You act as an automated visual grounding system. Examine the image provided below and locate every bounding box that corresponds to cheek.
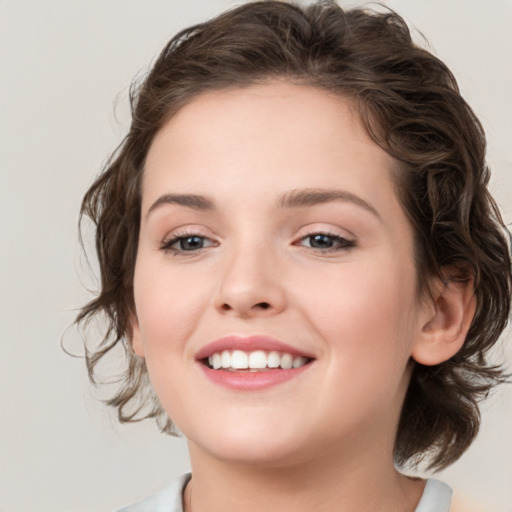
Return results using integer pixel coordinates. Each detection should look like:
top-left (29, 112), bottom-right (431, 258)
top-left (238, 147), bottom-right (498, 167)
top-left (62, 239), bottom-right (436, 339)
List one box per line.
top-left (299, 256), bottom-right (418, 367)
top-left (297, 258), bottom-right (419, 429)
top-left (133, 261), bottom-right (209, 356)
top-left (132, 263), bottom-right (207, 424)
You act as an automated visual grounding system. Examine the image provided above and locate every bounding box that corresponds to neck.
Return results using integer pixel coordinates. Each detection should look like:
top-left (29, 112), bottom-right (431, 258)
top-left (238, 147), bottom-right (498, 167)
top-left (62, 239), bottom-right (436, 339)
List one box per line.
top-left (184, 436), bottom-right (424, 512)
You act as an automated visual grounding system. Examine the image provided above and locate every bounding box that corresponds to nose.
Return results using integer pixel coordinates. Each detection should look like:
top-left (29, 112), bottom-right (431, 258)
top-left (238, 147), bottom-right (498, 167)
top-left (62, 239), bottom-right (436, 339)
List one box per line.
top-left (214, 243), bottom-right (286, 318)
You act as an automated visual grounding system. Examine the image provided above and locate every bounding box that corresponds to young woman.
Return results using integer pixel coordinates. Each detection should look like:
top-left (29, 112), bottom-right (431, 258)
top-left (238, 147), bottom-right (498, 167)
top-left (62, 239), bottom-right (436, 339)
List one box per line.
top-left (77, 2), bottom-right (512, 510)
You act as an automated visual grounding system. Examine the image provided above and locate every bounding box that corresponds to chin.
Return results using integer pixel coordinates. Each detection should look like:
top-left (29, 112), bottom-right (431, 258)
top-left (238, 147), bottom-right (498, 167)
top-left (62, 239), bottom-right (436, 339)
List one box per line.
top-left (206, 442), bottom-right (309, 468)
top-left (186, 419), bottom-right (312, 468)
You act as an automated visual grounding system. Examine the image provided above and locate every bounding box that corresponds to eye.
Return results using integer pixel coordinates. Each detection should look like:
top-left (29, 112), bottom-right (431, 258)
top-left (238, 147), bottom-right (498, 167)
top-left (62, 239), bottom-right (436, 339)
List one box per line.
top-left (160, 233), bottom-right (217, 253)
top-left (298, 232), bottom-right (355, 252)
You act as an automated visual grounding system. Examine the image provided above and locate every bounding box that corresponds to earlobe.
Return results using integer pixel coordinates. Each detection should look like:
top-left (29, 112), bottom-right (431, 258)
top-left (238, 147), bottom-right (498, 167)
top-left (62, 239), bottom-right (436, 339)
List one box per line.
top-left (412, 273), bottom-right (476, 366)
top-left (130, 313), bottom-right (145, 358)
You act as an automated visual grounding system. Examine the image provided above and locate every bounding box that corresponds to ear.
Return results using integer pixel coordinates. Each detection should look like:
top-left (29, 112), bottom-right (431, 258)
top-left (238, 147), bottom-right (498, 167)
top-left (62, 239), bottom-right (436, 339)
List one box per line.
top-left (130, 312), bottom-right (145, 358)
top-left (412, 271), bottom-right (476, 366)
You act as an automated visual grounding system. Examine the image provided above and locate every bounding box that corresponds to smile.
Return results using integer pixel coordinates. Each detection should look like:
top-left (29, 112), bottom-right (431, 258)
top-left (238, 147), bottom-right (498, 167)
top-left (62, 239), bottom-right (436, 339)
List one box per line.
top-left (206, 350), bottom-right (310, 371)
top-left (196, 335), bottom-right (315, 390)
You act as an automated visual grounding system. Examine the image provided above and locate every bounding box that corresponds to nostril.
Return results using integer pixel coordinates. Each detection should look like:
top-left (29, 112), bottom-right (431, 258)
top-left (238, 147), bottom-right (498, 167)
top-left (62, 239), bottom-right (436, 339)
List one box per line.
top-left (254, 302), bottom-right (271, 310)
top-left (218, 301), bottom-right (273, 313)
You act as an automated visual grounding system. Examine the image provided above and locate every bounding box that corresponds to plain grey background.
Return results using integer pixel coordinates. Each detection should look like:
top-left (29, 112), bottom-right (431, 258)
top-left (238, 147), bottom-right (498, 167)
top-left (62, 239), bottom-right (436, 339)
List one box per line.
top-left (1, 0), bottom-right (511, 510)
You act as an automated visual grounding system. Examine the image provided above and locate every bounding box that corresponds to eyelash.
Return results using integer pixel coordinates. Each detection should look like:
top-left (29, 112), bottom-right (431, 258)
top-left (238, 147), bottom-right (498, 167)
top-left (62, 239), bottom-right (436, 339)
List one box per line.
top-left (159, 231), bottom-right (217, 254)
top-left (298, 232), bottom-right (356, 253)
top-left (159, 231), bottom-right (356, 255)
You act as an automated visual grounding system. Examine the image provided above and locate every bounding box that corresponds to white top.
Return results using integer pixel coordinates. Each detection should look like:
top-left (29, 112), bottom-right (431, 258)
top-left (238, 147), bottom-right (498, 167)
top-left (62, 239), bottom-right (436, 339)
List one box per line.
top-left (115, 474), bottom-right (452, 512)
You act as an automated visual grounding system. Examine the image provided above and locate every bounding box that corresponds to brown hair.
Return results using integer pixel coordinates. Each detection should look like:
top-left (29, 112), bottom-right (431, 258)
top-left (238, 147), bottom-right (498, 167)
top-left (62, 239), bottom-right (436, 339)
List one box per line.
top-left (77, 0), bottom-right (512, 471)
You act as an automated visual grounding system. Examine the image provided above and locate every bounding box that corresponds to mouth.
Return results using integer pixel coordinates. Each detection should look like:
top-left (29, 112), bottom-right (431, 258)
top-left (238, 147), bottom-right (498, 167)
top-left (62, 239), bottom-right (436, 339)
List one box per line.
top-left (202, 349), bottom-right (313, 372)
top-left (195, 335), bottom-right (315, 390)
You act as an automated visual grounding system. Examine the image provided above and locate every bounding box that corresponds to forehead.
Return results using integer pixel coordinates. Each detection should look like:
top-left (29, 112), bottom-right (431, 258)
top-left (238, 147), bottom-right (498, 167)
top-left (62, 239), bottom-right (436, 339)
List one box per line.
top-left (142, 82), bottom-right (401, 221)
top-left (146, 82), bottom-right (378, 170)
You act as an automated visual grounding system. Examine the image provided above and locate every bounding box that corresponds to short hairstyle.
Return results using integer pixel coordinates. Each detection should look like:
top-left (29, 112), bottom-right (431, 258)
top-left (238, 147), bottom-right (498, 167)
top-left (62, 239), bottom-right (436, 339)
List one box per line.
top-left (77, 0), bottom-right (512, 471)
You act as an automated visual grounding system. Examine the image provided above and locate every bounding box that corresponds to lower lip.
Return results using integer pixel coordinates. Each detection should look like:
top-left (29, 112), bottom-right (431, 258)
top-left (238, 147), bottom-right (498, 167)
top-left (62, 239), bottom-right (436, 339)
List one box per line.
top-left (198, 363), bottom-right (311, 391)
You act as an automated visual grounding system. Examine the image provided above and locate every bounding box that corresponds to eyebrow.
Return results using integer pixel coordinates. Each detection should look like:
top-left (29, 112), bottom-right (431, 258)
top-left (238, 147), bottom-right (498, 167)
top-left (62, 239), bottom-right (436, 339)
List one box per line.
top-left (146, 193), bottom-right (214, 219)
top-left (277, 188), bottom-right (381, 219)
top-left (146, 188), bottom-right (380, 220)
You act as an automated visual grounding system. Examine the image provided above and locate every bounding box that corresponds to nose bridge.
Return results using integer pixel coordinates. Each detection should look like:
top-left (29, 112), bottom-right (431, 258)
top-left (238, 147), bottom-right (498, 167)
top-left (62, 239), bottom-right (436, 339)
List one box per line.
top-left (215, 231), bottom-right (285, 316)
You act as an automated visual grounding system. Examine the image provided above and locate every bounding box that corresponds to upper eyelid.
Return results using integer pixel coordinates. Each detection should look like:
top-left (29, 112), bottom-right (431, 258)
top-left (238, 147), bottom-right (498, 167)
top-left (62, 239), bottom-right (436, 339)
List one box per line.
top-left (159, 233), bottom-right (218, 254)
top-left (162, 231), bottom-right (214, 243)
top-left (158, 226), bottom-right (356, 247)
top-left (162, 229), bottom-right (352, 240)
top-left (161, 225), bottom-right (215, 242)
top-left (298, 229), bottom-right (351, 238)
top-left (161, 228), bottom-right (355, 240)
top-left (160, 233), bottom-right (354, 255)
top-left (294, 226), bottom-right (356, 242)
top-left (296, 232), bottom-right (355, 245)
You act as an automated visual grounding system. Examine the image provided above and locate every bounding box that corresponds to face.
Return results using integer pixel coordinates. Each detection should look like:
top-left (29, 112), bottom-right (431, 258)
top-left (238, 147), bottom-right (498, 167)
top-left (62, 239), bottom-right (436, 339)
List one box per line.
top-left (132, 82), bottom-right (431, 468)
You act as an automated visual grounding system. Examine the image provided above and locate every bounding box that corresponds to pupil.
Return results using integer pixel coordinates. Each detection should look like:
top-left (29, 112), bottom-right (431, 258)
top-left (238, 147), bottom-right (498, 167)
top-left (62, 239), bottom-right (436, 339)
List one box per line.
top-left (310, 234), bottom-right (332, 248)
top-left (181, 236), bottom-right (203, 250)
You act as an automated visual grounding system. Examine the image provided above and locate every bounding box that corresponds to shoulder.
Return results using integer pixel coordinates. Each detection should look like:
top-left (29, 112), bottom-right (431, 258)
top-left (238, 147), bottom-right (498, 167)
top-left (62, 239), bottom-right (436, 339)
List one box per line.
top-left (114, 473), bottom-right (191, 512)
top-left (415, 479), bottom-right (452, 512)
top-left (417, 479), bottom-right (488, 512)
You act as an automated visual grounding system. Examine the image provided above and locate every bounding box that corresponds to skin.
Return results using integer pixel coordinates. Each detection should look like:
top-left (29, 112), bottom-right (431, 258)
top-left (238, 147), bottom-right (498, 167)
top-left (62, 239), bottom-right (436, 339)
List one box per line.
top-left (131, 82), bottom-right (473, 511)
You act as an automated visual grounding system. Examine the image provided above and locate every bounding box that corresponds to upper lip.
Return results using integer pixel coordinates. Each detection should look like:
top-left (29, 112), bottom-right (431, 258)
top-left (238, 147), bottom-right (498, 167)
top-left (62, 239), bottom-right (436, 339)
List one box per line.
top-left (195, 335), bottom-right (315, 361)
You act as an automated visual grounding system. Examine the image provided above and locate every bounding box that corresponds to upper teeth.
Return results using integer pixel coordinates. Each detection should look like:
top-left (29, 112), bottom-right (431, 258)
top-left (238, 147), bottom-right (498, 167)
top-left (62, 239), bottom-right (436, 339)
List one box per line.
top-left (207, 350), bottom-right (308, 370)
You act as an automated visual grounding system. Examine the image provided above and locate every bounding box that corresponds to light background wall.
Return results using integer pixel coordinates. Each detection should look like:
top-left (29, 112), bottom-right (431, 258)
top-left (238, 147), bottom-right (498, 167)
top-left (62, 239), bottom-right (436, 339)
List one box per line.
top-left (0, 0), bottom-right (510, 510)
